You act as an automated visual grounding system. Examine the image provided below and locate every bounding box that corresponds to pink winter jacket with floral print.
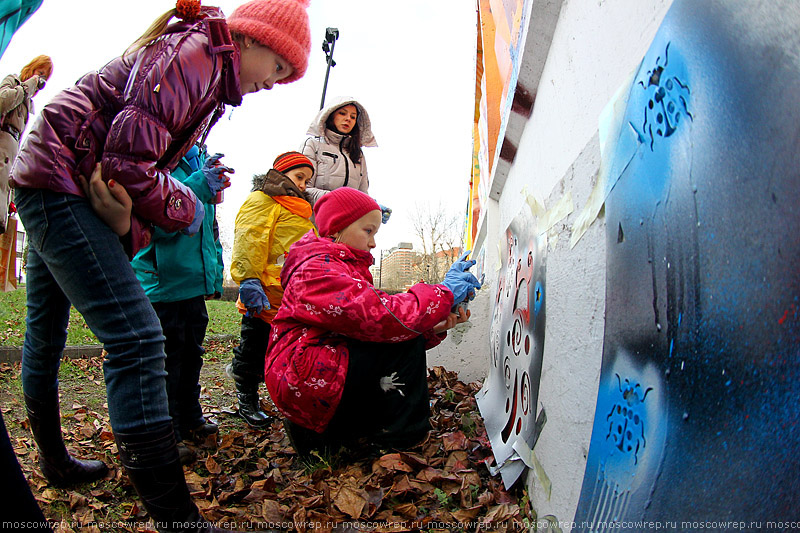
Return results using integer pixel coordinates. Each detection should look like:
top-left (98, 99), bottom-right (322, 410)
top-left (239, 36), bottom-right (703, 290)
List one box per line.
top-left (265, 231), bottom-right (454, 433)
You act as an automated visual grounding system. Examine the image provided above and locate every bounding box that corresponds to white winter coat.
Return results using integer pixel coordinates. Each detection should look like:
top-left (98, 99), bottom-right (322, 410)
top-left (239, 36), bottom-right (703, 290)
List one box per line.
top-left (300, 97), bottom-right (377, 206)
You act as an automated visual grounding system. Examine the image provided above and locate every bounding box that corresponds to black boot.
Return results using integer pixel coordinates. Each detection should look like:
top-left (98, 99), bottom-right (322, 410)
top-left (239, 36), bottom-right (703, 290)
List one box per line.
top-left (283, 418), bottom-right (330, 458)
top-left (235, 387), bottom-right (273, 429)
top-left (176, 442), bottom-right (196, 465)
top-left (115, 422), bottom-right (236, 533)
top-left (226, 362), bottom-right (272, 429)
top-left (185, 421), bottom-right (219, 443)
top-left (24, 392), bottom-right (108, 487)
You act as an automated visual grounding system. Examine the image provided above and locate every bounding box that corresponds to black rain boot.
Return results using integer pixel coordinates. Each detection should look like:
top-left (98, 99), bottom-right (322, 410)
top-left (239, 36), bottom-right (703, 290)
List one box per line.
top-left (24, 392), bottom-right (108, 487)
top-left (185, 421), bottom-right (219, 444)
top-left (115, 422), bottom-right (236, 533)
top-left (175, 442), bottom-right (196, 465)
top-left (235, 384), bottom-right (273, 429)
top-left (283, 418), bottom-right (334, 459)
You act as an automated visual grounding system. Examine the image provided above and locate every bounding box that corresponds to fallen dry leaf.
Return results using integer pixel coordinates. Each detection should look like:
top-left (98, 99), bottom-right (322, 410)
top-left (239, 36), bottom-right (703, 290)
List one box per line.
top-left (205, 454), bottom-right (222, 474)
top-left (441, 430), bottom-right (469, 451)
top-left (376, 452), bottom-right (415, 472)
top-left (393, 502), bottom-right (417, 519)
top-left (262, 499), bottom-right (287, 522)
top-left (333, 483), bottom-right (367, 519)
top-left (452, 505), bottom-right (482, 522)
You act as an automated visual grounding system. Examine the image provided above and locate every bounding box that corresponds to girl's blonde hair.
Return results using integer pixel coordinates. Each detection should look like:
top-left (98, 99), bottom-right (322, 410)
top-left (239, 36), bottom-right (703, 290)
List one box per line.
top-left (124, 9), bottom-right (178, 56)
top-left (124, 9), bottom-right (246, 57)
top-left (20, 55), bottom-right (53, 82)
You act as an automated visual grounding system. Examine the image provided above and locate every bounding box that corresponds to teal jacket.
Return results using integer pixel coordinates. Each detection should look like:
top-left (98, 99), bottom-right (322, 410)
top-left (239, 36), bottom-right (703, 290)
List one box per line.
top-left (1, 1), bottom-right (43, 59)
top-left (131, 145), bottom-right (224, 303)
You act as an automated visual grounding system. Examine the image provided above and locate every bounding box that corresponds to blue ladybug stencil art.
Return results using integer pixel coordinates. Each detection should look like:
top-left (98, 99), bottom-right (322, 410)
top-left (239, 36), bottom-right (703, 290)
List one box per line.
top-left (606, 374), bottom-right (653, 465)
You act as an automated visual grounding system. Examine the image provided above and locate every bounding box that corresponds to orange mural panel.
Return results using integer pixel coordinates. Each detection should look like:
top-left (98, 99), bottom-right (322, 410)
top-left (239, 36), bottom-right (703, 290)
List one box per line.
top-left (471, 0), bottom-right (529, 245)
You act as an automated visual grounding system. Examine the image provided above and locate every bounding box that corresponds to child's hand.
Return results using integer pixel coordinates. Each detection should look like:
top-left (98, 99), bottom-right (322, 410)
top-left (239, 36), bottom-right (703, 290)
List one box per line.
top-left (239, 278), bottom-right (270, 316)
top-left (202, 153), bottom-right (234, 195)
top-left (78, 164), bottom-right (132, 236)
top-left (442, 250), bottom-right (482, 309)
top-left (432, 307), bottom-right (471, 334)
top-left (379, 204), bottom-right (392, 224)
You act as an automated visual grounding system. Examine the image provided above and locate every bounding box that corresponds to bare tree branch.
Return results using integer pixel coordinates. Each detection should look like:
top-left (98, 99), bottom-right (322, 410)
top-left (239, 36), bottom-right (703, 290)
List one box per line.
top-left (410, 202), bottom-right (463, 284)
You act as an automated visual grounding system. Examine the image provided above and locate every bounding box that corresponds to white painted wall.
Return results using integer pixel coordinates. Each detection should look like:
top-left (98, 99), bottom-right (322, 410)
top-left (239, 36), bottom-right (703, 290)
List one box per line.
top-left (524, 135), bottom-right (606, 528)
top-left (433, 0), bottom-right (676, 528)
top-left (502, 0), bottom-right (674, 230)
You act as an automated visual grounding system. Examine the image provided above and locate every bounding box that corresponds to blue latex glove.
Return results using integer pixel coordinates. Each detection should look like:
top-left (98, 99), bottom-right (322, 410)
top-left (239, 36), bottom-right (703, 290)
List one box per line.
top-left (379, 204), bottom-right (392, 224)
top-left (181, 199), bottom-right (205, 235)
top-left (441, 250), bottom-right (482, 310)
top-left (202, 153), bottom-right (234, 195)
top-left (239, 278), bottom-right (270, 317)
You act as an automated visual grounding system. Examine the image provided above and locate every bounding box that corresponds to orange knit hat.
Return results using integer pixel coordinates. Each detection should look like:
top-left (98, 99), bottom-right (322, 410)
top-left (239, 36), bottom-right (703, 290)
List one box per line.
top-left (226, 0), bottom-right (311, 84)
top-left (273, 151), bottom-right (314, 175)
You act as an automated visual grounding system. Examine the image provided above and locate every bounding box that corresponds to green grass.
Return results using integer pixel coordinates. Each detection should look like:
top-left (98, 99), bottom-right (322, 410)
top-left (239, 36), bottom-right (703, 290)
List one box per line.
top-left (0, 286), bottom-right (242, 347)
top-left (205, 298), bottom-right (242, 336)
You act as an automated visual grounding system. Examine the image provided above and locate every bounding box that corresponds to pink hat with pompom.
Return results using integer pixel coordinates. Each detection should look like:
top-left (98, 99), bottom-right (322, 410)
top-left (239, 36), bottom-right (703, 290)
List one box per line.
top-left (226, 0), bottom-right (311, 83)
top-left (314, 188), bottom-right (381, 237)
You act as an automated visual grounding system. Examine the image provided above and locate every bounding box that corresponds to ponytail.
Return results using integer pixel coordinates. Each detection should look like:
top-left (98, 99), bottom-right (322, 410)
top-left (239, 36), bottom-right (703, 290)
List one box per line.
top-left (124, 9), bottom-right (177, 57)
top-left (125, 0), bottom-right (204, 56)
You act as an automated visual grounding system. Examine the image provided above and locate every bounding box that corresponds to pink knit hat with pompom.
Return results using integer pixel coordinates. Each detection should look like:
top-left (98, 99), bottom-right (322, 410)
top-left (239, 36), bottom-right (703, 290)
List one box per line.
top-left (226, 0), bottom-right (311, 83)
top-left (314, 188), bottom-right (381, 237)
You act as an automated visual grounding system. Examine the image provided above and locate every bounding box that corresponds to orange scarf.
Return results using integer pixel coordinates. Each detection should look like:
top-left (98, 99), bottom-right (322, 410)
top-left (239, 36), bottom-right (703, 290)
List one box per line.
top-left (273, 195), bottom-right (312, 219)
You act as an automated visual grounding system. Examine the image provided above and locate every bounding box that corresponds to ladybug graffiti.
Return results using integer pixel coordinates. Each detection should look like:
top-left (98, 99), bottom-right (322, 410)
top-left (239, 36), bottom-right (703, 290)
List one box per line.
top-left (637, 42), bottom-right (692, 150)
top-left (606, 373), bottom-right (653, 464)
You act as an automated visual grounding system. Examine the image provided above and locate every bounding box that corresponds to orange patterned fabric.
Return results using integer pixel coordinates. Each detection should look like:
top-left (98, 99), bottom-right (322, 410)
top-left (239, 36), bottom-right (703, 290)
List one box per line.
top-left (273, 151), bottom-right (313, 174)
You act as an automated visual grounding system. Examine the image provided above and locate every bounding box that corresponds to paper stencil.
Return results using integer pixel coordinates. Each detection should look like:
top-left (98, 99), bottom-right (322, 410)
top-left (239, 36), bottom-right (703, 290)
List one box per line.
top-left (476, 206), bottom-right (546, 487)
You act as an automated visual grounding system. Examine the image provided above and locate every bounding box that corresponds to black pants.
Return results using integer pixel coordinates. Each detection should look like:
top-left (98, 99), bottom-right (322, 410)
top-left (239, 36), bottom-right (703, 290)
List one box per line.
top-left (152, 296), bottom-right (208, 442)
top-left (230, 315), bottom-right (271, 388)
top-left (0, 410), bottom-right (52, 529)
top-left (324, 336), bottom-right (431, 448)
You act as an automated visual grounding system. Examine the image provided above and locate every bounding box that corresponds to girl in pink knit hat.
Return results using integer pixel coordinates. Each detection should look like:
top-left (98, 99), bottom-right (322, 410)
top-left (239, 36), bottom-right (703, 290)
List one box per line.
top-left (11, 1), bottom-right (310, 531)
top-left (264, 187), bottom-right (482, 458)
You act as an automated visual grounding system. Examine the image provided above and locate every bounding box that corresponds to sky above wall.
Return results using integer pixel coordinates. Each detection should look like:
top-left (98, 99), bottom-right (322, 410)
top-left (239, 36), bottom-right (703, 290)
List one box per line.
top-left (0, 0), bottom-right (477, 265)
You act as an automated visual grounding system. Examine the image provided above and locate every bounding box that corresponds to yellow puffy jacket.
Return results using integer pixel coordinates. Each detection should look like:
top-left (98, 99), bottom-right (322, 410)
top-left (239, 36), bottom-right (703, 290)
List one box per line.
top-left (230, 190), bottom-right (315, 322)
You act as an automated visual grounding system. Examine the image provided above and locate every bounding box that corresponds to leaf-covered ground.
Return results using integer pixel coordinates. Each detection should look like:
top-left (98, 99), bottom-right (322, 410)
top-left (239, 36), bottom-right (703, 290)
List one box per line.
top-left (0, 339), bottom-right (533, 532)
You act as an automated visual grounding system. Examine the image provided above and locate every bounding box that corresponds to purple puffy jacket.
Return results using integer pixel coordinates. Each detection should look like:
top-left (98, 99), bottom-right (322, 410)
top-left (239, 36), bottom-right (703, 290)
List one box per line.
top-left (10, 7), bottom-right (242, 255)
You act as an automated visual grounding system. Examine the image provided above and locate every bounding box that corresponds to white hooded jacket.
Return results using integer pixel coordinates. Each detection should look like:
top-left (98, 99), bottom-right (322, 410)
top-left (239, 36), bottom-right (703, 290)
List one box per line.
top-left (300, 97), bottom-right (377, 206)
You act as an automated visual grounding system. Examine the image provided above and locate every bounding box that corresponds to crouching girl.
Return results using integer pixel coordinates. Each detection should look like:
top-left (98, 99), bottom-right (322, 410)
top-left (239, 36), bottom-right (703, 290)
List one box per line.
top-left (264, 187), bottom-right (481, 455)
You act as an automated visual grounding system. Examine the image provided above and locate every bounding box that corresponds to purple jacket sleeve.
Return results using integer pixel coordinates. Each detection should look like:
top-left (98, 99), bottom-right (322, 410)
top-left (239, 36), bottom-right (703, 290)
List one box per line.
top-left (101, 33), bottom-right (219, 233)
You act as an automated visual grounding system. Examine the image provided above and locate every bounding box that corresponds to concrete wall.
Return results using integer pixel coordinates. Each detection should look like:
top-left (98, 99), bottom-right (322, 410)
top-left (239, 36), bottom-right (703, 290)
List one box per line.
top-left (523, 134), bottom-right (606, 526)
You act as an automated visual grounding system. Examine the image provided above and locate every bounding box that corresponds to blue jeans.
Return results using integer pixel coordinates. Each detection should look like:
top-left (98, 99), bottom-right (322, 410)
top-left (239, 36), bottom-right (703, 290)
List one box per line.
top-left (16, 188), bottom-right (170, 433)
